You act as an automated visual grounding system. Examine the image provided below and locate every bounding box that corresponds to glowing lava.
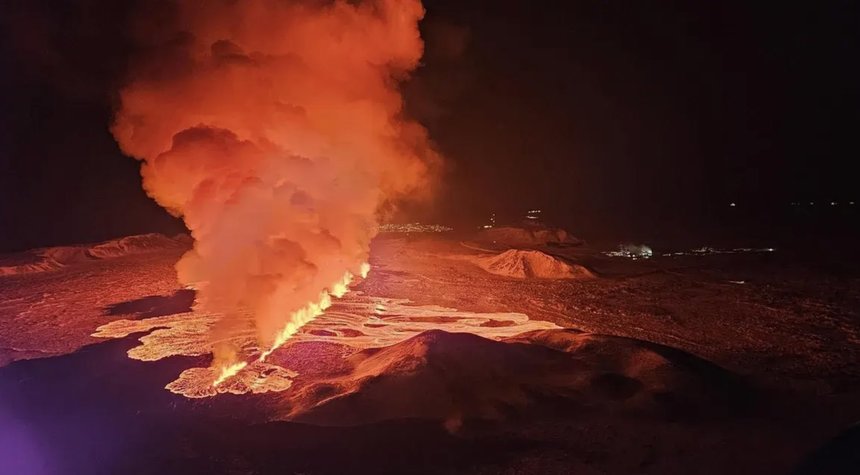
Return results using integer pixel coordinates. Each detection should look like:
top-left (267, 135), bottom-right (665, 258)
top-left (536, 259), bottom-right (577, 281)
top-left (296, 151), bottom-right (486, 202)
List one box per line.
top-left (213, 361), bottom-right (248, 387)
top-left (110, 0), bottom-right (440, 381)
top-left (258, 268), bottom-right (363, 361)
top-left (92, 271), bottom-right (561, 399)
top-left (213, 265), bottom-right (369, 387)
top-left (329, 271), bottom-right (353, 300)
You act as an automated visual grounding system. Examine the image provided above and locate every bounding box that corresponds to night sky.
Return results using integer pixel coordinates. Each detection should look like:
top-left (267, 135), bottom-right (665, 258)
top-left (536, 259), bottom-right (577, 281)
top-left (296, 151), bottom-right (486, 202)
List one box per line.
top-left (1, 0), bottom-right (858, 251)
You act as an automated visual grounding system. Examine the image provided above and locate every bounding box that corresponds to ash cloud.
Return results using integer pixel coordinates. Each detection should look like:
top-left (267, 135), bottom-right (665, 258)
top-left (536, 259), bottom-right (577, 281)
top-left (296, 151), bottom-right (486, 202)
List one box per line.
top-left (111, 0), bottom-right (440, 364)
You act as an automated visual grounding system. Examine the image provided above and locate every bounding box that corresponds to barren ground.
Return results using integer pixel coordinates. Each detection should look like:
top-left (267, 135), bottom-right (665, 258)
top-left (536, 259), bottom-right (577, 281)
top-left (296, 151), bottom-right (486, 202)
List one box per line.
top-left (1, 232), bottom-right (858, 474)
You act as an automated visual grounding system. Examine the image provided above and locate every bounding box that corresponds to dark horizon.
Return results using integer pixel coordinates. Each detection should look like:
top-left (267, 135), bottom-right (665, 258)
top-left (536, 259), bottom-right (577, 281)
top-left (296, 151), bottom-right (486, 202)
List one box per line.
top-left (1, 0), bottom-right (858, 252)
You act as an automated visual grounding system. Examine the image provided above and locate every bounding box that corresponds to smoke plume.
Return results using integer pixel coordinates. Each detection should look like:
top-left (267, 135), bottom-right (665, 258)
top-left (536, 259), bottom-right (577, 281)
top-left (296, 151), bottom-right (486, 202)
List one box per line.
top-left (112, 0), bottom-right (439, 369)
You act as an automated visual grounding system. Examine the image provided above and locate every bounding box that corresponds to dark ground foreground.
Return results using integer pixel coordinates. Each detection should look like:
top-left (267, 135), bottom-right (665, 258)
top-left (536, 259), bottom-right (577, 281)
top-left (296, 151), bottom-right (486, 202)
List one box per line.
top-left (1, 231), bottom-right (859, 474)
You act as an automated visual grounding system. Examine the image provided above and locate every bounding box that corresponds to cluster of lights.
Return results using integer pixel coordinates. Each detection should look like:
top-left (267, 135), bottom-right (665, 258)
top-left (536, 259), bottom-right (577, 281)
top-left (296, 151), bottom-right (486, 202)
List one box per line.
top-left (661, 247), bottom-right (775, 257)
top-left (379, 223), bottom-right (453, 233)
top-left (604, 245), bottom-right (776, 260)
top-left (603, 244), bottom-right (653, 260)
top-left (789, 201), bottom-right (855, 206)
top-left (525, 209), bottom-right (542, 220)
top-left (482, 213), bottom-right (498, 229)
top-left (481, 209), bottom-right (543, 228)
top-left (731, 202), bottom-right (856, 207)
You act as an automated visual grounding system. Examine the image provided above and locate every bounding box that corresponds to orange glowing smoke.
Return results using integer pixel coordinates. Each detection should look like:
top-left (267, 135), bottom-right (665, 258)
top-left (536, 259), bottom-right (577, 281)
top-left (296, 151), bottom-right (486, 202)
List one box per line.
top-left (111, 0), bottom-right (439, 374)
top-left (257, 268), bottom-right (356, 364)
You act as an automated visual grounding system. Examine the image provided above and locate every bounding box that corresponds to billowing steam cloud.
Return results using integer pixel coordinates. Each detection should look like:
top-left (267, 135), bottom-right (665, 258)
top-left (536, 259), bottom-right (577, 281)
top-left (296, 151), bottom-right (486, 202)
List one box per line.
top-left (112, 0), bottom-right (439, 371)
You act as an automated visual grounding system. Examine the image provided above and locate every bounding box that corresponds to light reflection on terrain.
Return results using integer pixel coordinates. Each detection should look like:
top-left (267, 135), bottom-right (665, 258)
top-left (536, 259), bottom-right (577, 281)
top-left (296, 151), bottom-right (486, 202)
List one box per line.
top-left (93, 292), bottom-right (559, 398)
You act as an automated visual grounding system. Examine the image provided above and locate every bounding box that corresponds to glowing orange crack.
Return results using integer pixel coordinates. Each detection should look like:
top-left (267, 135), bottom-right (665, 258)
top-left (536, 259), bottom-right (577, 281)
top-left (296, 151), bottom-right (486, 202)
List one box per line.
top-left (213, 361), bottom-right (248, 387)
top-left (93, 271), bottom-right (566, 399)
top-left (213, 263), bottom-right (370, 387)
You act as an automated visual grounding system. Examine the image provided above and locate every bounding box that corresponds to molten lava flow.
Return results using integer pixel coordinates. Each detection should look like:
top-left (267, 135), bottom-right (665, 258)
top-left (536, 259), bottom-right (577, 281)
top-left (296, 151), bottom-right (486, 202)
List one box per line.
top-left (211, 264), bottom-right (368, 387)
top-left (256, 291), bottom-right (331, 364)
top-left (110, 0), bottom-right (438, 374)
top-left (92, 285), bottom-right (561, 398)
top-left (257, 269), bottom-right (355, 363)
top-left (213, 361), bottom-right (248, 387)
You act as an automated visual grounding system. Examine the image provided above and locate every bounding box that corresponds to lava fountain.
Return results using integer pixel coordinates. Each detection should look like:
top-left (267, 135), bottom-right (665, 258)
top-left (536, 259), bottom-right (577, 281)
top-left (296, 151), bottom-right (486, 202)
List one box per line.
top-left (111, 0), bottom-right (439, 382)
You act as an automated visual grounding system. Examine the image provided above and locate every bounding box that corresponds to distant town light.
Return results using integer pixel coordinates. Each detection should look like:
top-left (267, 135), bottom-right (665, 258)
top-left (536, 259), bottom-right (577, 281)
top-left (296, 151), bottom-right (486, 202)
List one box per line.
top-left (608, 246), bottom-right (775, 259)
top-left (379, 223), bottom-right (453, 233)
top-left (525, 209), bottom-right (542, 220)
top-left (604, 244), bottom-right (653, 259)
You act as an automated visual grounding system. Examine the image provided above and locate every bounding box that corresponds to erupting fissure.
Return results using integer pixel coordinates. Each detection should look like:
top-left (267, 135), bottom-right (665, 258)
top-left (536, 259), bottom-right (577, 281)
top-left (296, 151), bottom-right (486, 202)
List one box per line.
top-left (257, 268), bottom-right (356, 363)
top-left (110, 0), bottom-right (438, 383)
top-left (212, 361), bottom-right (248, 387)
top-left (213, 264), bottom-right (368, 387)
